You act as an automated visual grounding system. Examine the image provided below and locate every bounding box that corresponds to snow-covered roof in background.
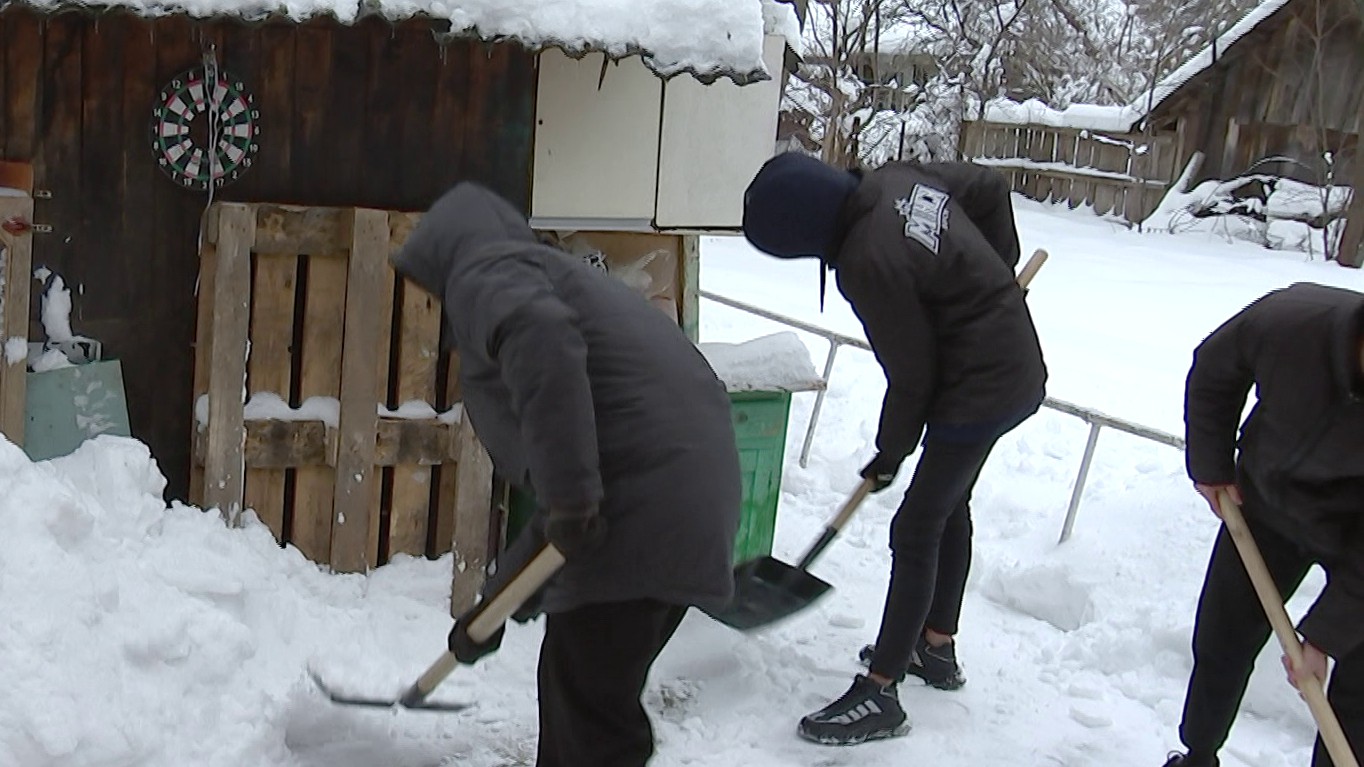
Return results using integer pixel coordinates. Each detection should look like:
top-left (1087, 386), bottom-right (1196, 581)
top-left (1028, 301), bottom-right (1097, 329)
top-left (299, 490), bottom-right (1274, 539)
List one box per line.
top-left (4, 0), bottom-right (785, 84)
top-left (979, 0), bottom-right (1296, 133)
top-left (1129, 0), bottom-right (1294, 121)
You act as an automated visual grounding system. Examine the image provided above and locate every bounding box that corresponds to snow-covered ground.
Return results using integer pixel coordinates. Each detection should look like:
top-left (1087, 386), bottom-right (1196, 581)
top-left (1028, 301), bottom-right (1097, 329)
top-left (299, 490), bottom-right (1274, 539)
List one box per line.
top-left (4, 197), bottom-right (1363, 767)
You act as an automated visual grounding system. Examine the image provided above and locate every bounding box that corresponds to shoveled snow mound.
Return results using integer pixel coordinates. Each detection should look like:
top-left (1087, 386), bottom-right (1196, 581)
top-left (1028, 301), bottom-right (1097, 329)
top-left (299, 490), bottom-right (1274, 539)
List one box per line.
top-left (0, 434), bottom-right (469, 767)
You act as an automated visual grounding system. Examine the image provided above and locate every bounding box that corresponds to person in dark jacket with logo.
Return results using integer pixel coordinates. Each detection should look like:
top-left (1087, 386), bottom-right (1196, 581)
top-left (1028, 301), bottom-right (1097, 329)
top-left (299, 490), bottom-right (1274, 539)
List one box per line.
top-left (741, 152), bottom-right (1047, 745)
top-left (1162, 282), bottom-right (1364, 767)
top-left (390, 181), bottom-right (743, 767)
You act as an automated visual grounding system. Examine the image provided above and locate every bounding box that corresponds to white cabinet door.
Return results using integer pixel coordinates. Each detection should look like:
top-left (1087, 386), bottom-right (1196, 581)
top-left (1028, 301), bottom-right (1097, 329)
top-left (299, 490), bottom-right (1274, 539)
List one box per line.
top-left (654, 36), bottom-right (785, 230)
top-left (530, 49), bottom-right (662, 228)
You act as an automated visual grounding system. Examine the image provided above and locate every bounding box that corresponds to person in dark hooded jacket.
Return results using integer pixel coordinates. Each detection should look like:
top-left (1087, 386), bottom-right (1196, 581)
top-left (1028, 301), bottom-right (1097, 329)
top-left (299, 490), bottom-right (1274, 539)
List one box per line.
top-left (390, 181), bottom-right (742, 767)
top-left (1161, 282), bottom-right (1364, 767)
top-left (741, 152), bottom-right (1047, 746)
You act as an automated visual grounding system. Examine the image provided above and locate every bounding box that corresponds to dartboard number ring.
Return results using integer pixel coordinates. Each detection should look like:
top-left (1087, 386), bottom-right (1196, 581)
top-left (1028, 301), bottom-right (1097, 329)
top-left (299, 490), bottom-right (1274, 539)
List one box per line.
top-left (150, 66), bottom-right (261, 191)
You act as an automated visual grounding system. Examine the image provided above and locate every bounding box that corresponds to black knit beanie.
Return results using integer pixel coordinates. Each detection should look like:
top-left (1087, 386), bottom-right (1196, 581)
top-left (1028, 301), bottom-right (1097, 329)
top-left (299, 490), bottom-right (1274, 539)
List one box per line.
top-left (742, 152), bottom-right (861, 261)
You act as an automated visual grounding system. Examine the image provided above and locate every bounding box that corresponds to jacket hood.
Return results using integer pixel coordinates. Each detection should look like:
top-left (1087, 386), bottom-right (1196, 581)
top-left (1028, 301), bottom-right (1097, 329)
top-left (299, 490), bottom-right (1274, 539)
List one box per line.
top-left (742, 152), bottom-right (861, 263)
top-left (391, 181), bottom-right (538, 296)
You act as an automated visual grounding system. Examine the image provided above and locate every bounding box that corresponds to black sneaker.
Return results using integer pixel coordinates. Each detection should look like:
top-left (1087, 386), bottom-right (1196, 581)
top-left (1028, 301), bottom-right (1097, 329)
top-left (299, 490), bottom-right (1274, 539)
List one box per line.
top-left (1162, 751), bottom-right (1219, 767)
top-left (797, 674), bottom-right (911, 746)
top-left (859, 636), bottom-right (966, 691)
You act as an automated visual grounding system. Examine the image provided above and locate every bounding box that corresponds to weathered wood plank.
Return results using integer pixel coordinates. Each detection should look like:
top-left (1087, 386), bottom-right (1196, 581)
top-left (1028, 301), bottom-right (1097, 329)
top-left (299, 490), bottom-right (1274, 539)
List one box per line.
top-left (450, 418), bottom-right (495, 616)
top-left (0, 196), bottom-right (35, 446)
top-left (386, 212), bottom-right (431, 557)
top-left (254, 204), bottom-right (350, 254)
top-left (329, 208), bottom-right (389, 573)
top-left (243, 253), bottom-right (298, 539)
top-left (81, 16), bottom-right (128, 322)
top-left (371, 229), bottom-right (397, 562)
top-left (389, 276), bottom-right (442, 557)
top-left (3, 8), bottom-right (40, 160)
top-left (149, 14), bottom-right (208, 504)
top-left (362, 19), bottom-right (405, 205)
top-left (193, 418), bottom-right (460, 469)
top-left (202, 203), bottom-right (255, 523)
top-left (291, 22), bottom-right (333, 206)
top-left (189, 210), bottom-right (217, 506)
top-left (292, 248), bottom-right (348, 563)
top-left (431, 361), bottom-right (462, 557)
top-left (242, 24), bottom-right (295, 202)
top-left (34, 12), bottom-right (83, 344)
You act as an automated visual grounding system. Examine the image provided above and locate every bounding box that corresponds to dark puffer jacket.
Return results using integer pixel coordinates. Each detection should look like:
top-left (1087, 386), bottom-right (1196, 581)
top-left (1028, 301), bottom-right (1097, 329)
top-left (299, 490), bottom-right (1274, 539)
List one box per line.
top-left (1185, 281), bottom-right (1364, 658)
top-left (391, 182), bottom-right (742, 615)
top-left (744, 154), bottom-right (1047, 461)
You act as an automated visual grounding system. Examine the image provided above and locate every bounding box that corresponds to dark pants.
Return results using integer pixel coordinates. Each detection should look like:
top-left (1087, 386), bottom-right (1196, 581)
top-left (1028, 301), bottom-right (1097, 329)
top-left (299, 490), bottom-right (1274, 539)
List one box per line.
top-left (867, 433), bottom-right (1005, 681)
top-left (536, 598), bottom-right (689, 767)
top-left (1179, 508), bottom-right (1364, 766)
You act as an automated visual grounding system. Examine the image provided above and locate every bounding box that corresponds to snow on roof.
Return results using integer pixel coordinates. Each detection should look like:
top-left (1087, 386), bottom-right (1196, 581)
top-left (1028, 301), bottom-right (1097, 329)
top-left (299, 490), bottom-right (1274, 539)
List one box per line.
top-left (1128, 0), bottom-right (1295, 123)
top-left (5, 0), bottom-right (779, 84)
top-left (978, 0), bottom-right (1295, 133)
top-left (979, 98), bottom-right (1144, 133)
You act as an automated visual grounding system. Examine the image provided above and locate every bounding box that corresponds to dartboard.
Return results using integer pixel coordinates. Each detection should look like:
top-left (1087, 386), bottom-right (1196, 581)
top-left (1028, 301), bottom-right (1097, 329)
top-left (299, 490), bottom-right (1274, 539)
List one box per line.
top-left (149, 65), bottom-right (260, 191)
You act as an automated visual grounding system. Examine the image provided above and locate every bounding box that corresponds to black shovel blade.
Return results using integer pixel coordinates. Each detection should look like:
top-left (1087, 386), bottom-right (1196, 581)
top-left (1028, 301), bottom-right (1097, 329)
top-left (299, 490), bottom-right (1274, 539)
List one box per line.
top-left (703, 556), bottom-right (834, 631)
top-left (308, 670), bottom-right (472, 713)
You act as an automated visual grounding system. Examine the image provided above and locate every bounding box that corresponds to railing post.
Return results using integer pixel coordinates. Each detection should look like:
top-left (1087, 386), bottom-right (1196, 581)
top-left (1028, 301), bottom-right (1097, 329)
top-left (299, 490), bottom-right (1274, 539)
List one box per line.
top-left (1058, 421), bottom-right (1103, 544)
top-left (798, 340), bottom-right (841, 468)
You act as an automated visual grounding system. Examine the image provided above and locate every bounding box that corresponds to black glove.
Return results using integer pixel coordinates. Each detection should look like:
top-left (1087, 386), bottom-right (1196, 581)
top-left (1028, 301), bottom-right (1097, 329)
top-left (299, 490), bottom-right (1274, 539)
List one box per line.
top-left (860, 453), bottom-right (902, 492)
top-left (448, 607), bottom-right (506, 665)
top-left (545, 504), bottom-right (608, 559)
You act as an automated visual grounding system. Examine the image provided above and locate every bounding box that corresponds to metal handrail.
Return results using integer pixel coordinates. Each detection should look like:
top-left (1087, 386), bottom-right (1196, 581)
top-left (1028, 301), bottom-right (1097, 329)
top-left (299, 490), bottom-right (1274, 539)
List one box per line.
top-left (700, 289), bottom-right (1186, 543)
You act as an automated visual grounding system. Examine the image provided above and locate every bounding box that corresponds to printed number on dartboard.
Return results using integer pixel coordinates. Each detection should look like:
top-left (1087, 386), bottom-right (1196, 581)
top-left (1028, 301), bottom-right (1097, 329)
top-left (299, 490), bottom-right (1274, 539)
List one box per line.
top-left (149, 67), bottom-right (261, 192)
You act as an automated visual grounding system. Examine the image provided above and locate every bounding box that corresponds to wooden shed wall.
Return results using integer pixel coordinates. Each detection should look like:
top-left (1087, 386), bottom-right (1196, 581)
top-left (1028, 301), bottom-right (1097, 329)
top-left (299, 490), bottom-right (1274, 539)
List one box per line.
top-left (0, 7), bottom-right (535, 502)
top-left (1153, 0), bottom-right (1364, 184)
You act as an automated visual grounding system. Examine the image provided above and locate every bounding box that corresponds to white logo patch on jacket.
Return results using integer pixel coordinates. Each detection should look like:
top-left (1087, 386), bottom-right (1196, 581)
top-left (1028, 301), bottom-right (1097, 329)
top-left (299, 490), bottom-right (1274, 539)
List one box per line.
top-left (894, 184), bottom-right (949, 254)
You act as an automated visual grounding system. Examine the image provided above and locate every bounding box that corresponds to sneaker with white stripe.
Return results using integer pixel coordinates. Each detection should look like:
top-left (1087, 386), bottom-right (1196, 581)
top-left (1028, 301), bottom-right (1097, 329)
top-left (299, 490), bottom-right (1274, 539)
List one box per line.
top-left (797, 674), bottom-right (911, 746)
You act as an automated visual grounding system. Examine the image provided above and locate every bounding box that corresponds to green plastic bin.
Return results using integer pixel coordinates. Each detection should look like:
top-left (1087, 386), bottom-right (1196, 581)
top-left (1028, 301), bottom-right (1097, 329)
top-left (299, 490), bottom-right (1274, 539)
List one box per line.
top-left (502, 389), bottom-right (792, 566)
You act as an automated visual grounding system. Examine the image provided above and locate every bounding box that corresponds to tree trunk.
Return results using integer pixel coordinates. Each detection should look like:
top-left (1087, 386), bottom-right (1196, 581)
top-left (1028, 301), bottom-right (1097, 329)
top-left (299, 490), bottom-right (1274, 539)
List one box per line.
top-left (1339, 151), bottom-right (1364, 267)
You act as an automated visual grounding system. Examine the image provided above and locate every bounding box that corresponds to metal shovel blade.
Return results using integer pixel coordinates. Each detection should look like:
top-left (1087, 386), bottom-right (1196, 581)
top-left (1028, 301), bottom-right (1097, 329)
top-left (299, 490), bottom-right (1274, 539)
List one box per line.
top-left (702, 555), bottom-right (834, 631)
top-left (308, 669), bottom-right (473, 713)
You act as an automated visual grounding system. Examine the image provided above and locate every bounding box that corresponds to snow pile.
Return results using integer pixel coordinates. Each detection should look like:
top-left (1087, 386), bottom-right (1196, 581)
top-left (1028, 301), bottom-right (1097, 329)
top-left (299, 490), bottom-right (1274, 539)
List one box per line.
top-left (16, 0), bottom-right (772, 82)
top-left (0, 433), bottom-right (468, 767)
top-left (1144, 172), bottom-right (1353, 258)
top-left (699, 331), bottom-right (823, 392)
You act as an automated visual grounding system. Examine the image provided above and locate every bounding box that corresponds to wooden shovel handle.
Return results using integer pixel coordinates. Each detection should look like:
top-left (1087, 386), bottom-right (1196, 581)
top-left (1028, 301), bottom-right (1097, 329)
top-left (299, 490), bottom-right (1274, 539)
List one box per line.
top-left (1214, 489), bottom-right (1360, 767)
top-left (466, 543), bottom-right (567, 642)
top-left (1017, 249), bottom-right (1048, 290)
top-left (830, 478), bottom-right (876, 531)
top-left (401, 543), bottom-right (567, 706)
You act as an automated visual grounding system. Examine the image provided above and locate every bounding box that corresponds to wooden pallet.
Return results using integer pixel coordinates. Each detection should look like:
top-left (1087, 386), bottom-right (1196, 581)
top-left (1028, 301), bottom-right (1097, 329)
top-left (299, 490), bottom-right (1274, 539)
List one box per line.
top-left (189, 202), bottom-right (496, 606)
top-left (0, 184), bottom-right (35, 448)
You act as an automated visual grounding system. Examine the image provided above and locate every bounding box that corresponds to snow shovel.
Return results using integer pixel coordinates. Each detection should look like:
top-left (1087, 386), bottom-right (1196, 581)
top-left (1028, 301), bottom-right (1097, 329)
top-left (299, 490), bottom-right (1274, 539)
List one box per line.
top-left (703, 478), bottom-right (876, 631)
top-left (1214, 489), bottom-right (1361, 767)
top-left (310, 542), bottom-right (566, 713)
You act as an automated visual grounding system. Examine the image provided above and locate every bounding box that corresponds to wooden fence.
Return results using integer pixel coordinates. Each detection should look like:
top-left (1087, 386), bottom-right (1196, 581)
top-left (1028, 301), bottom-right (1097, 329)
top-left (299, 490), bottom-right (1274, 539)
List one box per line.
top-left (960, 122), bottom-right (1183, 224)
top-left (191, 201), bottom-right (496, 613)
top-left (0, 190), bottom-right (34, 448)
